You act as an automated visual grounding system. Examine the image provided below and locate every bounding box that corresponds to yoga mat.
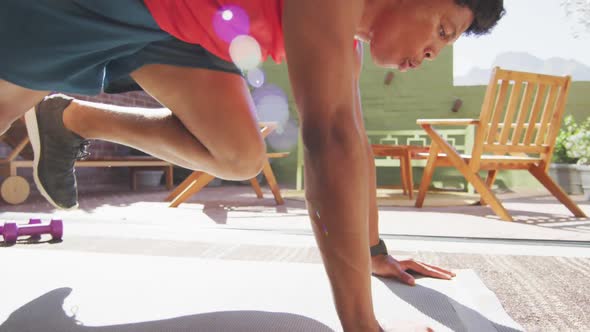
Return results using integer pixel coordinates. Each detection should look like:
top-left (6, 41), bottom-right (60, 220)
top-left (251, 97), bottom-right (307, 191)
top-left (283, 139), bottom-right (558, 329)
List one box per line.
top-left (0, 249), bottom-right (522, 332)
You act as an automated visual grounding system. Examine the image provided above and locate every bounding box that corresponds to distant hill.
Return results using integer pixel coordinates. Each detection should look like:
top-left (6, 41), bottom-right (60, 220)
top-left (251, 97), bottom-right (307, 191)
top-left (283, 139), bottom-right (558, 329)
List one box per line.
top-left (455, 52), bottom-right (590, 86)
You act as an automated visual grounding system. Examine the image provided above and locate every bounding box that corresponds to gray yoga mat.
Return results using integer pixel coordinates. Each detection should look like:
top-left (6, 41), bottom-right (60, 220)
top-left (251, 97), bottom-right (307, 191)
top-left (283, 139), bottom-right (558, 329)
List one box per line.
top-left (0, 249), bottom-right (522, 332)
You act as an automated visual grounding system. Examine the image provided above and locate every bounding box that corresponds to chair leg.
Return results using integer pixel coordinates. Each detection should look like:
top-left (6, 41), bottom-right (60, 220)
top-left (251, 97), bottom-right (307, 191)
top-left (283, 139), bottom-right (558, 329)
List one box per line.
top-left (165, 171), bottom-right (203, 202)
top-left (529, 165), bottom-right (587, 218)
top-left (479, 170), bottom-right (498, 206)
top-left (420, 124), bottom-right (512, 221)
top-left (250, 176), bottom-right (264, 198)
top-left (261, 159), bottom-right (284, 205)
top-left (169, 173), bottom-right (215, 208)
top-left (415, 144), bottom-right (439, 208)
top-left (456, 168), bottom-right (512, 221)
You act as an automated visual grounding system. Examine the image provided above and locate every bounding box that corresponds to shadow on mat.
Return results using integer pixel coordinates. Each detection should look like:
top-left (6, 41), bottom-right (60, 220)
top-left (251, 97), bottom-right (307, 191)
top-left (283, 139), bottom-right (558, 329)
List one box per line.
top-left (378, 278), bottom-right (523, 332)
top-left (0, 288), bottom-right (334, 332)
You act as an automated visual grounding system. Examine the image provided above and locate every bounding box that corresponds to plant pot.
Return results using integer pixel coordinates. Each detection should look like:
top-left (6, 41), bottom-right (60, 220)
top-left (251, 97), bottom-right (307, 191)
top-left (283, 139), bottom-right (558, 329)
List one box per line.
top-left (136, 170), bottom-right (164, 188)
top-left (577, 165), bottom-right (590, 200)
top-left (549, 163), bottom-right (583, 195)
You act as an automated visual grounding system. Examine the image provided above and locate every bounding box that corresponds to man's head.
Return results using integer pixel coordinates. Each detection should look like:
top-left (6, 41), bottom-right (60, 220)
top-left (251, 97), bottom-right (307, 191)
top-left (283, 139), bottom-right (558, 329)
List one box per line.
top-left (365, 0), bottom-right (504, 71)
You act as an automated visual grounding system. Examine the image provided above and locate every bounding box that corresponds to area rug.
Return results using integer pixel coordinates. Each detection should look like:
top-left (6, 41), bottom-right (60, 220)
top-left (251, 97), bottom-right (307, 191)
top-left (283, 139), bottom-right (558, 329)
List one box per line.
top-left (1, 249), bottom-right (522, 332)
top-left (283, 189), bottom-right (481, 207)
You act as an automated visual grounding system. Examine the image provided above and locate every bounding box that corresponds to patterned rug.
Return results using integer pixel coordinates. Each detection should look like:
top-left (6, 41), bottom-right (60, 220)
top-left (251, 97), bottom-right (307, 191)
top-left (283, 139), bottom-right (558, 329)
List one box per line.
top-left (283, 189), bottom-right (481, 207)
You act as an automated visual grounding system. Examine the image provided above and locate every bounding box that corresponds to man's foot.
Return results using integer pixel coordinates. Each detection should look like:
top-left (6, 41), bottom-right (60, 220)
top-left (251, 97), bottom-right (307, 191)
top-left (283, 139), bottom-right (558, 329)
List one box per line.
top-left (25, 94), bottom-right (90, 210)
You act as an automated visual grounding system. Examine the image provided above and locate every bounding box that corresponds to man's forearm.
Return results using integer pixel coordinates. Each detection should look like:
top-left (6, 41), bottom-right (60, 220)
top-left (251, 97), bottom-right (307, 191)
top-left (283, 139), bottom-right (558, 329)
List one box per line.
top-left (304, 136), bottom-right (379, 332)
top-left (366, 145), bottom-right (380, 247)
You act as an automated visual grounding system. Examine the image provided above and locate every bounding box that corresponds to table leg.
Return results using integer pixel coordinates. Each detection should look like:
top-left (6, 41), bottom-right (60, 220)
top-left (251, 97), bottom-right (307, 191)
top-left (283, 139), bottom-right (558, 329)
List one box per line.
top-left (130, 168), bottom-right (138, 191)
top-left (165, 166), bottom-right (174, 190)
top-left (404, 150), bottom-right (414, 200)
top-left (261, 159), bottom-right (284, 205)
top-left (400, 156), bottom-right (408, 195)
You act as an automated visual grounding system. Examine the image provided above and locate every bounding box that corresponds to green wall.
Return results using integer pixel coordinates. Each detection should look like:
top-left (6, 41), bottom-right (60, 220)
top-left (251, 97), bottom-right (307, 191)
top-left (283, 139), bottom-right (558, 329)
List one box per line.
top-left (260, 46), bottom-right (590, 190)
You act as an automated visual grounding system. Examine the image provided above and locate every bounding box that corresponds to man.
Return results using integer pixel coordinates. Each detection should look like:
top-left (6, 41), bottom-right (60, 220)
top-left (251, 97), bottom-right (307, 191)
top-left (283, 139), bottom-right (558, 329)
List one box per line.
top-left (0, 0), bottom-right (504, 330)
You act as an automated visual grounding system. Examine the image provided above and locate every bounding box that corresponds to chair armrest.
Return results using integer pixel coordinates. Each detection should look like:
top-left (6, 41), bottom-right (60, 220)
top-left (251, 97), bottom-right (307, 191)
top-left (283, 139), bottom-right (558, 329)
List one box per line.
top-left (267, 152), bottom-right (290, 159)
top-left (416, 118), bottom-right (479, 126)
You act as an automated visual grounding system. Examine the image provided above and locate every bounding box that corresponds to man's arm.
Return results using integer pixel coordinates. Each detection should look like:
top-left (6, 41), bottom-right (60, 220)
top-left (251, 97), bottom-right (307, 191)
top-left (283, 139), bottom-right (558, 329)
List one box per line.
top-left (351, 43), bottom-right (381, 251)
top-left (282, 1), bottom-right (379, 331)
top-left (352, 44), bottom-right (456, 288)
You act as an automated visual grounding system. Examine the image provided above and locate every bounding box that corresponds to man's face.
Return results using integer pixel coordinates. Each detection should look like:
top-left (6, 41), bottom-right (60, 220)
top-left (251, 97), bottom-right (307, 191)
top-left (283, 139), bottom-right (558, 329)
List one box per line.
top-left (369, 0), bottom-right (474, 71)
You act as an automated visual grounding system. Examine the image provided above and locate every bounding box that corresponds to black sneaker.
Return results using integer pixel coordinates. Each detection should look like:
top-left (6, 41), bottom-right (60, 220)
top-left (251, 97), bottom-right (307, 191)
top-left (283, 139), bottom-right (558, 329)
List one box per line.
top-left (25, 94), bottom-right (90, 210)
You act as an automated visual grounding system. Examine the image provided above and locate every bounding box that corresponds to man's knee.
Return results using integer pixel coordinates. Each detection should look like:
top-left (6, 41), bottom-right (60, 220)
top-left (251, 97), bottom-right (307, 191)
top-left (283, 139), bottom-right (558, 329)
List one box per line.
top-left (213, 140), bottom-right (266, 181)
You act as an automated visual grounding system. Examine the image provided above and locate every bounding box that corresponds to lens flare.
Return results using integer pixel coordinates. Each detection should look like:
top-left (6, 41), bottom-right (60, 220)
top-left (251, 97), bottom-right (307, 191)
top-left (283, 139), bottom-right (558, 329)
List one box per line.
top-left (247, 68), bottom-right (265, 88)
top-left (221, 9), bottom-right (233, 21)
top-left (213, 6), bottom-right (250, 43)
top-left (267, 119), bottom-right (299, 152)
top-left (252, 84), bottom-right (289, 126)
top-left (229, 35), bottom-right (262, 71)
top-left (252, 84), bottom-right (288, 106)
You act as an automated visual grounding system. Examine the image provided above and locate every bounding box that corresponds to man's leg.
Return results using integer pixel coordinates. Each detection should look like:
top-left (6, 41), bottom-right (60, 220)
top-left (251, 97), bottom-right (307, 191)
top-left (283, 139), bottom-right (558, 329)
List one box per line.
top-left (28, 65), bottom-right (266, 209)
top-left (0, 79), bottom-right (48, 135)
top-left (128, 64), bottom-right (265, 179)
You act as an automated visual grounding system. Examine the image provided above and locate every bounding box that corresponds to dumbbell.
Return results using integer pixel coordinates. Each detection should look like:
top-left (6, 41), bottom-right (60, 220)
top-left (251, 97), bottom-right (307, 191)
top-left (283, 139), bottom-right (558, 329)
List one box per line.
top-left (28, 218), bottom-right (43, 241)
top-left (0, 218), bottom-right (40, 242)
top-left (0, 219), bottom-right (63, 244)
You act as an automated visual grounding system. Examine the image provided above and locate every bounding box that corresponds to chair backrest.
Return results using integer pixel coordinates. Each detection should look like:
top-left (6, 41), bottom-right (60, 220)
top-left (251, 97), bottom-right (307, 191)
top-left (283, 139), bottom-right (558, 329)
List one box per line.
top-left (471, 67), bottom-right (572, 167)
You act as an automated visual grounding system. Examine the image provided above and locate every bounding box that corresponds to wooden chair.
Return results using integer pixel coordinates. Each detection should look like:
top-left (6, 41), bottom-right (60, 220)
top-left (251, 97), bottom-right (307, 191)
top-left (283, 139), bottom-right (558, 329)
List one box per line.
top-left (415, 67), bottom-right (587, 221)
top-left (165, 122), bottom-right (289, 207)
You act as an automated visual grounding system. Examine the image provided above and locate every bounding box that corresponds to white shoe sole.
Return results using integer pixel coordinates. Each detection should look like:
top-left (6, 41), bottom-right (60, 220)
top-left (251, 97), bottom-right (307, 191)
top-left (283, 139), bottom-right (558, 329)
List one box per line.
top-left (25, 107), bottom-right (78, 210)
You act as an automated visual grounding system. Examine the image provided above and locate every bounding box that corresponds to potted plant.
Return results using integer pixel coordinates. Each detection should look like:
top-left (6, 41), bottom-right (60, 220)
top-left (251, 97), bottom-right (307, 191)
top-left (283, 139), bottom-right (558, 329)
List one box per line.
top-left (565, 116), bottom-right (590, 200)
top-left (550, 115), bottom-right (583, 194)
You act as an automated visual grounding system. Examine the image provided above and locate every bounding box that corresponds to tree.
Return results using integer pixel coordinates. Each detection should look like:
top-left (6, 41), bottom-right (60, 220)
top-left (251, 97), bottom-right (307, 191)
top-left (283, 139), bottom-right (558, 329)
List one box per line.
top-left (562, 0), bottom-right (590, 38)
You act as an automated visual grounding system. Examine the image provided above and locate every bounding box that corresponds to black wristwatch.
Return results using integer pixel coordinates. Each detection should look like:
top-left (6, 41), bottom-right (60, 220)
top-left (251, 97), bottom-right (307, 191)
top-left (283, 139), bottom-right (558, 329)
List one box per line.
top-left (370, 239), bottom-right (388, 257)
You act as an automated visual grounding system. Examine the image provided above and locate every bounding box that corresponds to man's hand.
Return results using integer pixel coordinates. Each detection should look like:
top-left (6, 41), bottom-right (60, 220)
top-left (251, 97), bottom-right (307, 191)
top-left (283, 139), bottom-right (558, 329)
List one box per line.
top-left (371, 254), bottom-right (456, 286)
top-left (379, 321), bottom-right (435, 332)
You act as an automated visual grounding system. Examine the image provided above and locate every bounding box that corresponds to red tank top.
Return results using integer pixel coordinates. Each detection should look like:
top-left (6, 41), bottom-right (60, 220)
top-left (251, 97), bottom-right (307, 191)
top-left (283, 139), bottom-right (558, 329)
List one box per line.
top-left (143, 0), bottom-right (285, 64)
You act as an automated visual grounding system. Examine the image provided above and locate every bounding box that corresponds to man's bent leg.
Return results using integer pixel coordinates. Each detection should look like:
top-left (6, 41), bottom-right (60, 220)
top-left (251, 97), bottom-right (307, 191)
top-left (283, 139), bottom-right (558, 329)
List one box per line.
top-left (27, 66), bottom-right (265, 209)
top-left (63, 65), bottom-right (265, 180)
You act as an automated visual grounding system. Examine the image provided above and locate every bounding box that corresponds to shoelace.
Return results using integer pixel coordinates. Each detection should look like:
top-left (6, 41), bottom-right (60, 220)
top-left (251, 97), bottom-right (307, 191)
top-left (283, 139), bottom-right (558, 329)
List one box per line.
top-left (74, 140), bottom-right (91, 160)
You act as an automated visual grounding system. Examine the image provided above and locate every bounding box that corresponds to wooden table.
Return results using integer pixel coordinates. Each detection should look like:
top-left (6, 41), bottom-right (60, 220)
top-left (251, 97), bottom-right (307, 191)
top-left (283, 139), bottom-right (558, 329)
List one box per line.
top-left (371, 144), bottom-right (429, 199)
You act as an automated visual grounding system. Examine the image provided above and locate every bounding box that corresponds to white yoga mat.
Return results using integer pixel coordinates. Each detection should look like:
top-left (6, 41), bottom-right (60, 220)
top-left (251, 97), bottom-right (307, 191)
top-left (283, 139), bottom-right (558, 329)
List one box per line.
top-left (0, 249), bottom-right (522, 332)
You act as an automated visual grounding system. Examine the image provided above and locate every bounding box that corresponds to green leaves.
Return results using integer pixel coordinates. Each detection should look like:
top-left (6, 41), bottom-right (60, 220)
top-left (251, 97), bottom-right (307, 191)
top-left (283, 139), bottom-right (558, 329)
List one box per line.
top-left (558, 115), bottom-right (590, 165)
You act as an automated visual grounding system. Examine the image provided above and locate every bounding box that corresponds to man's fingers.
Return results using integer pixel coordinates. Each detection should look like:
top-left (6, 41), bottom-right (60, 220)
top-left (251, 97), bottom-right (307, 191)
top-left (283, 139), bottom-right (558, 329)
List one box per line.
top-left (399, 271), bottom-right (416, 286)
top-left (404, 261), bottom-right (453, 280)
top-left (420, 262), bottom-right (456, 277)
top-left (379, 320), bottom-right (434, 332)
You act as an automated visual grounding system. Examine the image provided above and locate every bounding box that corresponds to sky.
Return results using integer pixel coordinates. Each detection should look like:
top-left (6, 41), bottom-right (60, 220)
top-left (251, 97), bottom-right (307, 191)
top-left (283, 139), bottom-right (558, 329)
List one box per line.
top-left (453, 0), bottom-right (590, 76)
